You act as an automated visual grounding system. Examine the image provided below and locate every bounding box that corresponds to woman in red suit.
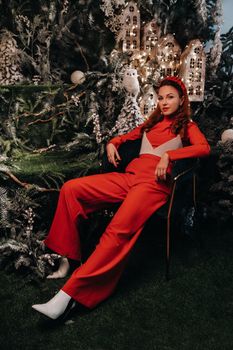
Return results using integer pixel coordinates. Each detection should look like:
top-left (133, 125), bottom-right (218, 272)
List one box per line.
top-left (32, 76), bottom-right (210, 320)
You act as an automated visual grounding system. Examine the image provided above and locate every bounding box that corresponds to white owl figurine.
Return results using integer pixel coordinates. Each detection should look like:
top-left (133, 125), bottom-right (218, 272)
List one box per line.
top-left (122, 68), bottom-right (140, 98)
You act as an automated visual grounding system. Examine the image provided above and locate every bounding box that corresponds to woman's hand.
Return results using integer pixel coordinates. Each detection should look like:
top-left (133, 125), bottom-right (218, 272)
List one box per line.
top-left (106, 143), bottom-right (121, 168)
top-left (155, 153), bottom-right (170, 181)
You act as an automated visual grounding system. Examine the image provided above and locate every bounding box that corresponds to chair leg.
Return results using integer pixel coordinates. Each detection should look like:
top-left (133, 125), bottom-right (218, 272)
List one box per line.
top-left (166, 181), bottom-right (176, 281)
top-left (166, 217), bottom-right (170, 281)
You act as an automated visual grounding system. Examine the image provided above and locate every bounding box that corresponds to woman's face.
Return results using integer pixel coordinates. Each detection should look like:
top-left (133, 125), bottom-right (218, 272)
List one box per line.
top-left (157, 85), bottom-right (184, 116)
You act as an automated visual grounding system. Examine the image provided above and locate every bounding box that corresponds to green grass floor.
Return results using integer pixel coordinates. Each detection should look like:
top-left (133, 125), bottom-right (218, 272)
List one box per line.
top-left (1, 227), bottom-right (233, 350)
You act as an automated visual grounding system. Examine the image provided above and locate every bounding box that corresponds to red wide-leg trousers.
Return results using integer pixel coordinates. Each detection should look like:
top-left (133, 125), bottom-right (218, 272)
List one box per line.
top-left (44, 157), bottom-right (171, 309)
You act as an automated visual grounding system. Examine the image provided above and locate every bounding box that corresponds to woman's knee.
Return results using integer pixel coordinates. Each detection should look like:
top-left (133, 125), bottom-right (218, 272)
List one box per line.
top-left (60, 178), bottom-right (82, 195)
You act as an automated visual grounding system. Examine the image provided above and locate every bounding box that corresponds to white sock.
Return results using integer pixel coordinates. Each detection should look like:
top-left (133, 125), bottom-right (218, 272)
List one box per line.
top-left (46, 257), bottom-right (70, 279)
top-left (32, 290), bottom-right (75, 319)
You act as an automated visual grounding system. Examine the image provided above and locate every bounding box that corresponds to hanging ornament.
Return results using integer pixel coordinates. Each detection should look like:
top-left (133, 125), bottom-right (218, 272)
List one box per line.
top-left (70, 70), bottom-right (86, 84)
top-left (221, 129), bottom-right (233, 143)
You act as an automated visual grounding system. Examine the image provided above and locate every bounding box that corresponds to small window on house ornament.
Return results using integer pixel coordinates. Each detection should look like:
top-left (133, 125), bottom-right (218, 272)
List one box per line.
top-left (161, 68), bottom-right (166, 76)
top-left (174, 56), bottom-right (179, 64)
top-left (197, 59), bottom-right (202, 68)
top-left (144, 105), bottom-right (149, 114)
top-left (133, 40), bottom-right (137, 49)
top-left (129, 6), bottom-right (135, 12)
top-left (190, 58), bottom-right (195, 68)
top-left (133, 16), bottom-right (137, 25)
top-left (126, 16), bottom-right (131, 24)
top-left (194, 47), bottom-right (201, 54)
top-left (166, 42), bottom-right (174, 48)
top-left (188, 86), bottom-right (194, 95)
top-left (196, 86), bottom-right (201, 95)
top-left (196, 72), bottom-right (201, 82)
top-left (189, 71), bottom-right (195, 82)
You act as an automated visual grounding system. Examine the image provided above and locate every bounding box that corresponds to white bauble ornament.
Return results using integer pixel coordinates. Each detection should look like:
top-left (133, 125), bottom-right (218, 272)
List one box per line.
top-left (221, 129), bottom-right (233, 143)
top-left (70, 70), bottom-right (85, 84)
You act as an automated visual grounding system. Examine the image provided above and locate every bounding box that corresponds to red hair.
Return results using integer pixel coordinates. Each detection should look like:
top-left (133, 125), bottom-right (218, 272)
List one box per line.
top-left (141, 77), bottom-right (192, 140)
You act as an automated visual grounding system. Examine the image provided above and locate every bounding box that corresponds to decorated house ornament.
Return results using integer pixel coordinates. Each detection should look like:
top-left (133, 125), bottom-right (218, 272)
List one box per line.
top-left (70, 70), bottom-right (86, 84)
top-left (139, 85), bottom-right (157, 118)
top-left (179, 39), bottom-right (206, 102)
top-left (152, 34), bottom-right (181, 79)
top-left (121, 1), bottom-right (140, 52)
top-left (142, 19), bottom-right (161, 54)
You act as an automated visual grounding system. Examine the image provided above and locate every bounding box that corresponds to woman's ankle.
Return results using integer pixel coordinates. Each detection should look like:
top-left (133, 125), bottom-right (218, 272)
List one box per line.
top-left (46, 257), bottom-right (70, 279)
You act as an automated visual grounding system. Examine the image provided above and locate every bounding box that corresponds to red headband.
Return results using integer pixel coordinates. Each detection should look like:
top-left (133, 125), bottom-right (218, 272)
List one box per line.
top-left (160, 76), bottom-right (187, 96)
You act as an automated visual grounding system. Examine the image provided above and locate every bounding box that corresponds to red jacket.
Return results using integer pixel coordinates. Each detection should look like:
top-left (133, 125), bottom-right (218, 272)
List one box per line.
top-left (108, 117), bottom-right (210, 161)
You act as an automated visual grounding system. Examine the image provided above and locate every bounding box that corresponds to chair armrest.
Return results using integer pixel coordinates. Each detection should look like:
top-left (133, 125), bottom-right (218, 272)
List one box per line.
top-left (167, 158), bottom-right (198, 218)
top-left (171, 158), bottom-right (198, 183)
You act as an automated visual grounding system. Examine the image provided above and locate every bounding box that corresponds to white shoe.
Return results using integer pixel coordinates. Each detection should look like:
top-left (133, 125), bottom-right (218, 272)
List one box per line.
top-left (32, 290), bottom-right (76, 320)
top-left (46, 257), bottom-right (70, 279)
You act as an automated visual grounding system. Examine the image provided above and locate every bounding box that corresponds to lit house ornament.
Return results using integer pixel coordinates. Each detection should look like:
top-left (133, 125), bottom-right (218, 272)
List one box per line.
top-left (179, 39), bottom-right (206, 102)
top-left (139, 85), bottom-right (157, 118)
top-left (152, 34), bottom-right (181, 79)
top-left (121, 1), bottom-right (140, 52)
top-left (142, 19), bottom-right (161, 54)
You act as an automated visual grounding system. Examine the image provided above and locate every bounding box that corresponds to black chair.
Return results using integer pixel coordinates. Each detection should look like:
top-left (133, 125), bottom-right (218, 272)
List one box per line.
top-left (156, 157), bottom-right (198, 280)
top-left (102, 139), bottom-right (198, 280)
